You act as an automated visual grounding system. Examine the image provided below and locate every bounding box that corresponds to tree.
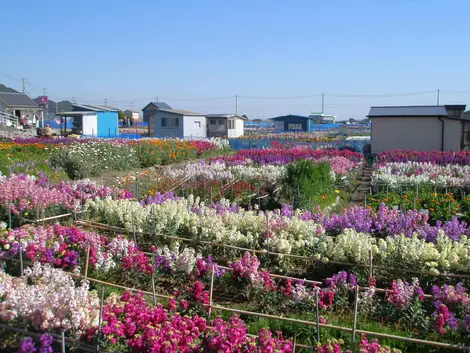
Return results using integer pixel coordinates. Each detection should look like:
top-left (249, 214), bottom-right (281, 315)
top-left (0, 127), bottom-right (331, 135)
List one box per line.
top-left (118, 110), bottom-right (126, 122)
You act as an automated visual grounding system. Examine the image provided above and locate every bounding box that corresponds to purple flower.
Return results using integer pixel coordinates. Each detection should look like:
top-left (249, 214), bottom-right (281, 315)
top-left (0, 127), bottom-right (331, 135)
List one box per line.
top-left (18, 337), bottom-right (36, 353)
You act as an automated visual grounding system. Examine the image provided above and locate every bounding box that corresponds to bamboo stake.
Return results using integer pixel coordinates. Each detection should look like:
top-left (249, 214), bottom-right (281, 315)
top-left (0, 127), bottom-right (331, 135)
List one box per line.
top-left (368, 249), bottom-right (373, 279)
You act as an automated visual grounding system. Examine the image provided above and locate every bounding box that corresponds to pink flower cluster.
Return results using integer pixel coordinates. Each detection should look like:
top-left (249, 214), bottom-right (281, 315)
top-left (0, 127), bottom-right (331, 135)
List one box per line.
top-left (0, 174), bottom-right (132, 215)
top-left (385, 279), bottom-right (424, 309)
top-left (376, 149), bottom-right (470, 166)
top-left (92, 291), bottom-right (293, 352)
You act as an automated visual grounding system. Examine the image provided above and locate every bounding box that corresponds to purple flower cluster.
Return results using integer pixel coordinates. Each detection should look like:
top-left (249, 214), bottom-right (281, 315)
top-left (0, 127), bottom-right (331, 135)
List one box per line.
top-left (18, 334), bottom-right (53, 353)
top-left (142, 192), bottom-right (178, 205)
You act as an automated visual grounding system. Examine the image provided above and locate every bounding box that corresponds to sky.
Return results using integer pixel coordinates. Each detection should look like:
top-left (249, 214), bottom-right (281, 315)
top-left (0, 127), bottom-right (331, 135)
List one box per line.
top-left (1, 0), bottom-right (470, 120)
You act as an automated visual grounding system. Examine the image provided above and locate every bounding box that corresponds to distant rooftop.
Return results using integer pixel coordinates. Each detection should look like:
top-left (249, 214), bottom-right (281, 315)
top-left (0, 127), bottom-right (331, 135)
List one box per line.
top-left (270, 114), bottom-right (310, 120)
top-left (142, 102), bottom-right (172, 111)
top-left (206, 113), bottom-right (248, 120)
top-left (71, 103), bottom-right (118, 112)
top-left (0, 92), bottom-right (38, 108)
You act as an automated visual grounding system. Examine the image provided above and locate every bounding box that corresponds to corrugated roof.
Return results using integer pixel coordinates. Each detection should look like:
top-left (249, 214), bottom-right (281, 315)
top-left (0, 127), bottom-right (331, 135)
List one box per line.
top-left (71, 103), bottom-right (118, 112)
top-left (0, 92), bottom-right (39, 108)
top-left (368, 106), bottom-right (448, 117)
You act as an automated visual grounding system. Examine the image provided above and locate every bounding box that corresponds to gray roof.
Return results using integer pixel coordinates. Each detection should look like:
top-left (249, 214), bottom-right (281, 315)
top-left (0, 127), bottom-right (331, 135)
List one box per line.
top-left (270, 115), bottom-right (310, 120)
top-left (71, 103), bottom-right (118, 112)
top-left (157, 108), bottom-right (205, 116)
top-left (142, 102), bottom-right (172, 111)
top-left (0, 92), bottom-right (39, 108)
top-left (206, 114), bottom-right (248, 120)
top-left (368, 106), bottom-right (448, 117)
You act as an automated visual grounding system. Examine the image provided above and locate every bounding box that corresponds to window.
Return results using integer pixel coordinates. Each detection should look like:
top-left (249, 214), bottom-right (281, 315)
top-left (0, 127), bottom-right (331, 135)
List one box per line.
top-left (228, 120), bottom-right (235, 129)
top-left (161, 117), bottom-right (179, 128)
top-left (194, 121), bottom-right (201, 128)
top-left (210, 119), bottom-right (217, 126)
top-left (217, 120), bottom-right (224, 126)
top-left (288, 123), bottom-right (302, 130)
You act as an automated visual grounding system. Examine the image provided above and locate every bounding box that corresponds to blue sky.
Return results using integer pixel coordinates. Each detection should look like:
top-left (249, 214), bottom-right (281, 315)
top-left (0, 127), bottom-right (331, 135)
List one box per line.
top-left (2, 0), bottom-right (470, 120)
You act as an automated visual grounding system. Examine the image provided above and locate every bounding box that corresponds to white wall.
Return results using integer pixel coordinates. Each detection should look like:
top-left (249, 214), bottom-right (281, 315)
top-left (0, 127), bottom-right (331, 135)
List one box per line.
top-left (444, 119), bottom-right (462, 151)
top-left (371, 117), bottom-right (464, 153)
top-left (228, 118), bottom-right (244, 138)
top-left (82, 114), bottom-right (98, 135)
top-left (183, 115), bottom-right (207, 138)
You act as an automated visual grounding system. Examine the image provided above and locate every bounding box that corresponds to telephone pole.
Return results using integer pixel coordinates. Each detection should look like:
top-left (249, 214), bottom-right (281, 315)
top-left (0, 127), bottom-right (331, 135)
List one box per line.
top-left (72, 97), bottom-right (76, 104)
top-left (321, 93), bottom-right (324, 114)
top-left (130, 102), bottom-right (133, 110)
top-left (104, 98), bottom-right (108, 106)
top-left (437, 89), bottom-right (440, 105)
top-left (235, 95), bottom-right (238, 115)
top-left (22, 78), bottom-right (26, 93)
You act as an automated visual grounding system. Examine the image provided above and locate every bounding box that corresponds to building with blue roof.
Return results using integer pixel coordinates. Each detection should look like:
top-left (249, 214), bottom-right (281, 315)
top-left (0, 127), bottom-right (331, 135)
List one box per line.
top-left (270, 115), bottom-right (312, 133)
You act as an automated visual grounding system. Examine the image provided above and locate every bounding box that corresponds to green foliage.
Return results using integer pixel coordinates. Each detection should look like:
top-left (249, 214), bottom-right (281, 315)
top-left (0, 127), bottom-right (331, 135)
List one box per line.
top-left (284, 160), bottom-right (335, 210)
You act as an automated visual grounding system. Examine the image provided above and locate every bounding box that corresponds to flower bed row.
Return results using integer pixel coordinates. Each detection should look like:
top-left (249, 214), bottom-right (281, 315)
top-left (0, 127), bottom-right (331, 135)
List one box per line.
top-left (1, 223), bottom-right (469, 349)
top-left (84, 196), bottom-right (470, 274)
top-left (375, 150), bottom-right (470, 166)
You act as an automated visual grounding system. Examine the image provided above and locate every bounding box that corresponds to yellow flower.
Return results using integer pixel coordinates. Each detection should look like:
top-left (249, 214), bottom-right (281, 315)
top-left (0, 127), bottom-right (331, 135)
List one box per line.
top-left (335, 190), bottom-right (340, 194)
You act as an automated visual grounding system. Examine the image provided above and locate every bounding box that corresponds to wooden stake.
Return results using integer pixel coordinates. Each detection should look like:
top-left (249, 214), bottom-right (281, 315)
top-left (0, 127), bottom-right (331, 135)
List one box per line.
top-left (96, 285), bottom-right (105, 352)
top-left (315, 289), bottom-right (320, 343)
top-left (151, 272), bottom-right (157, 306)
top-left (61, 331), bottom-right (66, 353)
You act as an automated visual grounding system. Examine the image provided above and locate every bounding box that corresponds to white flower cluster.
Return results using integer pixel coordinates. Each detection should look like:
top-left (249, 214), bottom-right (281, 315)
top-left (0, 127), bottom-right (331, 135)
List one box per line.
top-left (372, 162), bottom-right (470, 188)
top-left (155, 245), bottom-right (198, 274)
top-left (0, 263), bottom-right (99, 335)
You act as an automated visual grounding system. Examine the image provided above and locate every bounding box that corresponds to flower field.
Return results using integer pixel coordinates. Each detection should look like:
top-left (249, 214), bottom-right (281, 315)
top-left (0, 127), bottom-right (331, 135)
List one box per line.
top-left (1, 146), bottom-right (470, 352)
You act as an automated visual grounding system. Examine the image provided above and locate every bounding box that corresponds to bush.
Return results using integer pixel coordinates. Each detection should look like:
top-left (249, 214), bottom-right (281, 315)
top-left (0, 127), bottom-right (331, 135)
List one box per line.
top-left (284, 160), bottom-right (335, 210)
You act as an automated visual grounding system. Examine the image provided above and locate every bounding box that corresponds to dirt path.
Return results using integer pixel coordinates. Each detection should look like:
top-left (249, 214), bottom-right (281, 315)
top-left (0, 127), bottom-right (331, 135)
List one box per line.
top-left (348, 166), bottom-right (372, 207)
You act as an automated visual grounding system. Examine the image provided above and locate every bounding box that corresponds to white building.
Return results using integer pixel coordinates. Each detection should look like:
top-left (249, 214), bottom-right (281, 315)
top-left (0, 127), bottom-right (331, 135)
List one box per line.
top-left (206, 114), bottom-right (246, 138)
top-left (369, 105), bottom-right (468, 153)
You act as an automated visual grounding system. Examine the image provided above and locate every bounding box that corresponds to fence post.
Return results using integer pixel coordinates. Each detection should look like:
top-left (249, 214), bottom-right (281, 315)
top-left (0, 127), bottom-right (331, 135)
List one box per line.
top-left (84, 246), bottom-right (90, 281)
top-left (315, 289), bottom-right (320, 343)
top-left (132, 213), bottom-right (137, 245)
top-left (61, 331), bottom-right (66, 353)
top-left (351, 285), bottom-right (360, 347)
top-left (96, 285), bottom-right (105, 352)
top-left (368, 249), bottom-right (373, 278)
top-left (208, 265), bottom-right (215, 320)
top-left (8, 204), bottom-right (12, 229)
top-left (151, 272), bottom-right (157, 306)
top-left (364, 194), bottom-right (367, 208)
top-left (19, 238), bottom-right (24, 276)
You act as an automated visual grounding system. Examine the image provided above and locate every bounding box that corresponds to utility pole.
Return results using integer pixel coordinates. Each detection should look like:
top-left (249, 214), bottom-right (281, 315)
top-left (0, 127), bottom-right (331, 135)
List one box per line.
top-left (72, 97), bottom-right (76, 104)
top-left (22, 78), bottom-right (26, 93)
top-left (321, 93), bottom-right (324, 114)
top-left (130, 102), bottom-right (133, 110)
top-left (104, 98), bottom-right (108, 106)
top-left (42, 88), bottom-right (47, 96)
top-left (156, 96), bottom-right (159, 103)
top-left (437, 89), bottom-right (440, 105)
top-left (235, 95), bottom-right (238, 115)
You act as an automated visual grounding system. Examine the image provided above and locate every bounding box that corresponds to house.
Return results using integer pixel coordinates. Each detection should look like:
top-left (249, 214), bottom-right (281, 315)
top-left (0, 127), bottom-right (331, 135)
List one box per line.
top-left (144, 103), bottom-right (206, 138)
top-left (55, 103), bottom-right (119, 136)
top-left (0, 92), bottom-right (41, 125)
top-left (206, 114), bottom-right (246, 138)
top-left (368, 105), bottom-right (468, 153)
top-left (270, 115), bottom-right (311, 133)
top-left (124, 110), bottom-right (140, 121)
top-left (141, 102), bottom-right (172, 123)
top-left (309, 113), bottom-right (336, 124)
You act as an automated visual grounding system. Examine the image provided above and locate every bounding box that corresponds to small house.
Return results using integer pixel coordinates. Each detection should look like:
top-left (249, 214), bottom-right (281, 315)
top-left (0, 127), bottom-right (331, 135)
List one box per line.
top-left (206, 114), bottom-right (246, 138)
top-left (0, 92), bottom-right (41, 125)
top-left (270, 115), bottom-right (311, 133)
top-left (143, 102), bottom-right (206, 138)
top-left (56, 103), bottom-right (119, 136)
top-left (124, 110), bottom-right (140, 122)
top-left (309, 113), bottom-right (336, 124)
top-left (142, 102), bottom-right (172, 123)
top-left (368, 105), bottom-right (468, 153)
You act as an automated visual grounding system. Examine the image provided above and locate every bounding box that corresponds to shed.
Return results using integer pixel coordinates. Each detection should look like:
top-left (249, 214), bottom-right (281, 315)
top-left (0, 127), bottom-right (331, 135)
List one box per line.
top-left (206, 114), bottom-right (246, 138)
top-left (270, 115), bottom-right (311, 133)
top-left (56, 103), bottom-right (119, 136)
top-left (368, 105), bottom-right (468, 153)
top-left (144, 103), bottom-right (206, 138)
top-left (141, 102), bottom-right (172, 123)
